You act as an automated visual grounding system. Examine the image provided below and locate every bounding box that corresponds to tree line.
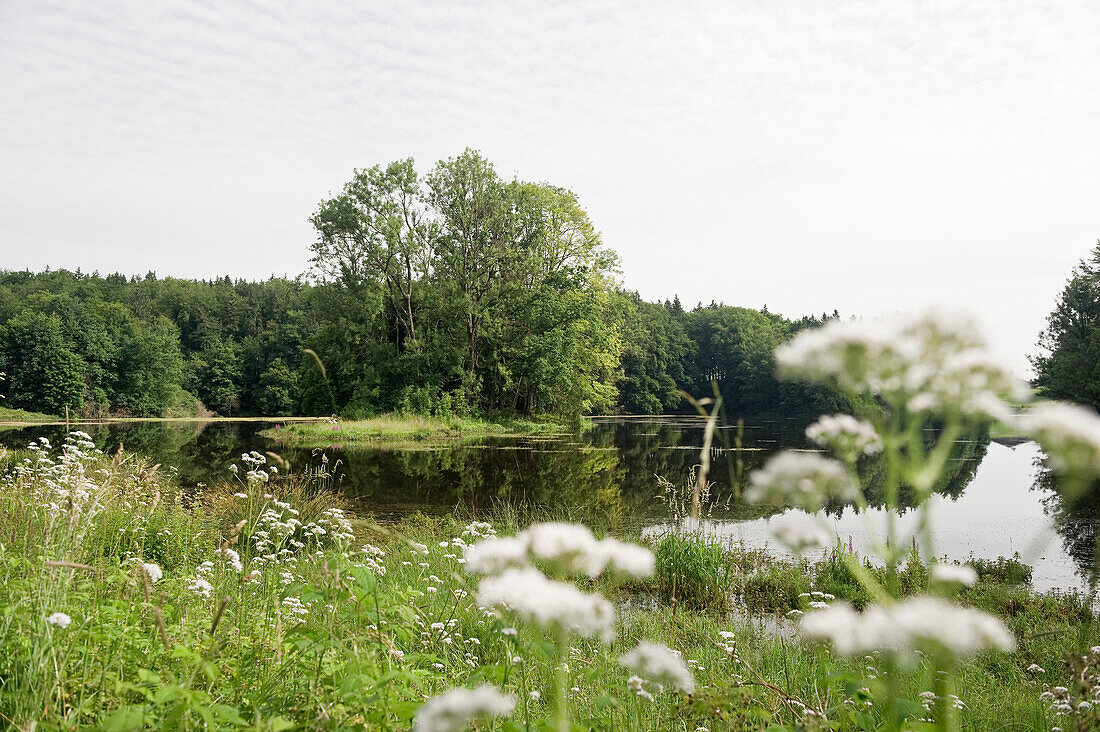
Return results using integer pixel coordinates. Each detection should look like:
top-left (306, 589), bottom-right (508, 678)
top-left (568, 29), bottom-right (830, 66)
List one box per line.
top-left (0, 150), bottom-right (850, 419)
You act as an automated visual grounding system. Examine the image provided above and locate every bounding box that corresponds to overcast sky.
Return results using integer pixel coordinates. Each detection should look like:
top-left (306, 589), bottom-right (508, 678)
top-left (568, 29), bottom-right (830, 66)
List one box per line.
top-left (2, 1), bottom-right (1099, 374)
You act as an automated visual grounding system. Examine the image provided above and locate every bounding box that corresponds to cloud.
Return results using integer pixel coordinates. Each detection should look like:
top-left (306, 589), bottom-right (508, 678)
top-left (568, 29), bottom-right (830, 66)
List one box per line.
top-left (1, 0), bottom-right (1099, 372)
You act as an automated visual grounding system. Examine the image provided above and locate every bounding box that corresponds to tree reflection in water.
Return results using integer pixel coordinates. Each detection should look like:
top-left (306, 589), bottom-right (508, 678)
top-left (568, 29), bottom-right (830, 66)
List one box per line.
top-left (0, 417), bottom-right (995, 538)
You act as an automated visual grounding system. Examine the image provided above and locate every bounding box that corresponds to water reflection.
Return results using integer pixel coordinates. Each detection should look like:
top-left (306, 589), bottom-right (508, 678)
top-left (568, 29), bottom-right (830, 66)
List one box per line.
top-left (1032, 462), bottom-right (1100, 586)
top-left (2, 417), bottom-right (1094, 591)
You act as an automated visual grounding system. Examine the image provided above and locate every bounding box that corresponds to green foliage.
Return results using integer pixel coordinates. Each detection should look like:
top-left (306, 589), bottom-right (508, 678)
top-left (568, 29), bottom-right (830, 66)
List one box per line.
top-left (653, 531), bottom-right (733, 611)
top-left (741, 561), bottom-right (812, 613)
top-left (967, 553), bottom-right (1033, 587)
top-left (257, 357), bottom-right (298, 416)
top-left (0, 153), bottom-right (850, 421)
top-left (616, 295), bottom-right (693, 413)
top-left (0, 309), bottom-right (85, 414)
top-left (1032, 240), bottom-right (1100, 408)
top-left (0, 439), bottom-right (1094, 731)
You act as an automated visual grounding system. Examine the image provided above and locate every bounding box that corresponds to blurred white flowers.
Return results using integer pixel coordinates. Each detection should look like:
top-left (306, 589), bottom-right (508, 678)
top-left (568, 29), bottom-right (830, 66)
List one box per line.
top-left (46, 612), bottom-right (71, 628)
top-left (464, 522), bottom-right (654, 580)
top-left (801, 596), bottom-right (1014, 659)
top-left (806, 414), bottom-right (881, 460)
top-left (413, 685), bottom-right (515, 732)
top-left (618, 641), bottom-right (695, 694)
top-left (775, 311), bottom-right (1022, 421)
top-left (770, 515), bottom-right (832, 555)
top-left (1027, 401), bottom-right (1100, 481)
top-left (931, 563), bottom-right (978, 587)
top-left (141, 562), bottom-right (162, 583)
top-left (746, 452), bottom-right (857, 510)
top-left (187, 578), bottom-right (214, 598)
top-left (476, 567), bottom-right (615, 643)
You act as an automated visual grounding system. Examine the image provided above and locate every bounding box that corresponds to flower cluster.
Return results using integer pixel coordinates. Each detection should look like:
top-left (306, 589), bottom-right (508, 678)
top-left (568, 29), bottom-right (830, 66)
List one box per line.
top-left (770, 514), bottom-right (832, 555)
top-left (412, 685), bottom-right (514, 732)
top-left (464, 522), bottom-right (655, 580)
top-left (800, 596), bottom-right (1014, 659)
top-left (775, 311), bottom-right (1023, 421)
top-left (805, 414), bottom-right (882, 460)
top-left (745, 452), bottom-right (857, 510)
top-left (476, 567), bottom-right (616, 643)
top-left (1026, 401), bottom-right (1100, 484)
top-left (618, 641), bottom-right (695, 695)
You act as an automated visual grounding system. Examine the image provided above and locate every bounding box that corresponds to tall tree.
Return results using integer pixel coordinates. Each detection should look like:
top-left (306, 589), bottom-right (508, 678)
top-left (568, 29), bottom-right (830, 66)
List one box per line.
top-left (310, 159), bottom-right (434, 350)
top-left (1032, 241), bottom-right (1100, 408)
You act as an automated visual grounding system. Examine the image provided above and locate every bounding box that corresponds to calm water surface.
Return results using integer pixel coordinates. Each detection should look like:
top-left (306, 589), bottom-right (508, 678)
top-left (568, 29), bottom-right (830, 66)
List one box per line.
top-left (2, 416), bottom-right (1094, 593)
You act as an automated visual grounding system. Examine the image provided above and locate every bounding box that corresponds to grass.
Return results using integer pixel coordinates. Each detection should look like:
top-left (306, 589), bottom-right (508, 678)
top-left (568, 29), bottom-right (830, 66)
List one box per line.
top-left (0, 442), bottom-right (1093, 730)
top-left (0, 405), bottom-right (58, 423)
top-left (261, 413), bottom-right (577, 447)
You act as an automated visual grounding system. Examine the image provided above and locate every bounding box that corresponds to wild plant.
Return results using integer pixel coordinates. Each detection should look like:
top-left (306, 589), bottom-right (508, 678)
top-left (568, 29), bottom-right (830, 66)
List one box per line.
top-left (424, 521), bottom-right (692, 732)
top-left (738, 310), bottom-right (1100, 731)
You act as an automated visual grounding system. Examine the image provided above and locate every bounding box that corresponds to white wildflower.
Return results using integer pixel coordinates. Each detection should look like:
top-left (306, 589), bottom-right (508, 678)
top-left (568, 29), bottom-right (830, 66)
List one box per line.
top-left (46, 612), bottom-right (71, 628)
top-left (931, 563), bottom-right (978, 587)
top-left (413, 685), bottom-right (515, 732)
top-left (476, 568), bottom-right (615, 643)
top-left (596, 536), bottom-right (655, 579)
top-left (806, 414), bottom-right (882, 458)
top-left (771, 515), bottom-right (832, 555)
top-left (746, 451), bottom-right (857, 510)
top-left (465, 524), bottom-right (653, 580)
top-left (1027, 401), bottom-right (1100, 479)
top-left (801, 596), bottom-right (1014, 659)
top-left (525, 522), bottom-right (606, 576)
top-left (627, 675), bottom-right (657, 701)
top-left (216, 547), bottom-right (243, 573)
top-left (233, 492), bottom-right (248, 499)
top-left (776, 310), bottom-right (1022, 421)
top-left (619, 641), bottom-right (695, 693)
top-left (1026, 663), bottom-right (1045, 674)
top-left (141, 562), bottom-right (163, 583)
top-left (188, 578), bottom-right (213, 597)
top-left (464, 536), bottom-right (530, 575)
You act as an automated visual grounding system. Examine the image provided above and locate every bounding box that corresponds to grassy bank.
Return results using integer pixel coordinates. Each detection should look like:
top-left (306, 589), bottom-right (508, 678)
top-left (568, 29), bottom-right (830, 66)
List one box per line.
top-left (0, 405), bottom-right (58, 423)
top-left (261, 413), bottom-right (577, 447)
top-left (0, 438), bottom-right (1090, 730)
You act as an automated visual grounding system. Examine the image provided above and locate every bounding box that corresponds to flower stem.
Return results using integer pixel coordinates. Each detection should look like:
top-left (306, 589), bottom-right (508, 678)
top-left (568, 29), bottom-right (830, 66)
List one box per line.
top-left (554, 626), bottom-right (570, 732)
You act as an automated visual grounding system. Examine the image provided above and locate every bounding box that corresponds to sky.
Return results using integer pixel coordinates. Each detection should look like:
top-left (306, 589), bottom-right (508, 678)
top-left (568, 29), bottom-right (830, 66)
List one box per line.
top-left (2, 1), bottom-right (1099, 375)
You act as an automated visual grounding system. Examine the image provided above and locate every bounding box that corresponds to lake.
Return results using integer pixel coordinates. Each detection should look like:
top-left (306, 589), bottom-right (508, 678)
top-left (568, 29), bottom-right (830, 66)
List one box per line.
top-left (2, 416), bottom-right (1093, 593)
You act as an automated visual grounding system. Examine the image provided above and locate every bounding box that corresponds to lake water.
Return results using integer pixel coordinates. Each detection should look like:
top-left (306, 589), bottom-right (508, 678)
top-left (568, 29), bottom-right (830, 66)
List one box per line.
top-left (2, 416), bottom-right (1094, 593)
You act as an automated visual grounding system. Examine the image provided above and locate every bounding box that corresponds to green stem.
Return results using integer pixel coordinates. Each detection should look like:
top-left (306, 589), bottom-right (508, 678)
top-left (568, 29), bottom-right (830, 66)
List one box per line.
top-left (553, 626), bottom-right (570, 732)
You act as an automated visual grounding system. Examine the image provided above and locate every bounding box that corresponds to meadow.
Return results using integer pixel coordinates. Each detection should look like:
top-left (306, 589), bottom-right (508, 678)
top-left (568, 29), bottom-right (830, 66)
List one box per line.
top-left (6, 311), bottom-right (1100, 731)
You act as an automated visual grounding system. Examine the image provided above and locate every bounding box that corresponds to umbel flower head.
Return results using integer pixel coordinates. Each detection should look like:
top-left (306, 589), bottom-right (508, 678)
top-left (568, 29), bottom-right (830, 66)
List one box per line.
top-left (413, 685), bottom-right (515, 732)
top-left (476, 567), bottom-right (616, 643)
top-left (46, 612), bottom-right (72, 629)
top-left (746, 451), bottom-right (857, 511)
top-left (800, 595), bottom-right (1014, 660)
top-left (770, 514), bottom-right (832, 556)
top-left (806, 414), bottom-right (882, 461)
top-left (618, 641), bottom-right (695, 694)
top-left (775, 310), bottom-right (1024, 421)
top-left (1026, 401), bottom-right (1100, 488)
top-left (464, 522), bottom-right (655, 580)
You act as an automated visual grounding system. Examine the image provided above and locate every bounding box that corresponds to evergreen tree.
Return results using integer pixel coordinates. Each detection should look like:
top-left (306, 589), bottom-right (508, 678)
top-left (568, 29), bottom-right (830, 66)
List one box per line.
top-left (1032, 241), bottom-right (1100, 408)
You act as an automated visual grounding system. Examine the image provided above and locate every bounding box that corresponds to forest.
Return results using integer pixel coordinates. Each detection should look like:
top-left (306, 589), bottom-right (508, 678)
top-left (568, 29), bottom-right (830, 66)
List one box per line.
top-left (0, 150), bottom-right (846, 420)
